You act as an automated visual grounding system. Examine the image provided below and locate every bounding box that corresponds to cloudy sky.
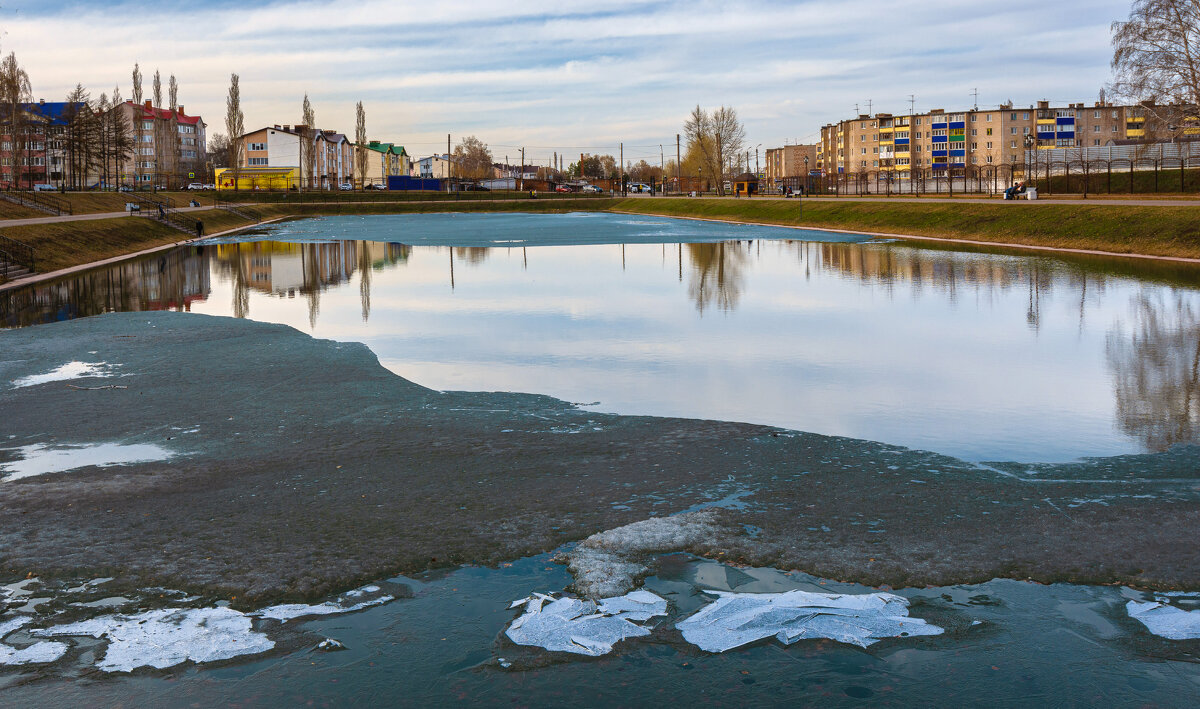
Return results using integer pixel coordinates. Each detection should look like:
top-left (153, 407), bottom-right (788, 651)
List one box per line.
top-left (5, 0), bottom-right (1131, 167)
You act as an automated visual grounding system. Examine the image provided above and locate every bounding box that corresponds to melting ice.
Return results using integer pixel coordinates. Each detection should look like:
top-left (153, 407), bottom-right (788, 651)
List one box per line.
top-left (505, 590), bottom-right (668, 656)
top-left (0, 442), bottom-right (174, 481)
top-left (676, 589), bottom-right (944, 652)
top-left (10, 361), bottom-right (115, 389)
top-left (1127, 595), bottom-right (1200, 640)
top-left (0, 616), bottom-right (68, 666)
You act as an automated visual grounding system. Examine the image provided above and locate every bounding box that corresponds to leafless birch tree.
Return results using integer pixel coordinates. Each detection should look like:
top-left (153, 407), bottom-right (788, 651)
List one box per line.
top-left (301, 94), bottom-right (317, 190)
top-left (225, 73), bottom-right (244, 189)
top-left (354, 101), bottom-right (367, 188)
top-left (683, 105), bottom-right (746, 196)
top-left (1112, 0), bottom-right (1200, 137)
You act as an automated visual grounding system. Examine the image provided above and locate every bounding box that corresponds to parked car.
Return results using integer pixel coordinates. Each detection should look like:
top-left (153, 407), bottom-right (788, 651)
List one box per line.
top-left (338, 182), bottom-right (353, 191)
top-left (366, 183), bottom-right (387, 190)
top-left (555, 184), bottom-right (573, 193)
top-left (204, 184), bottom-right (215, 190)
top-left (186, 182), bottom-right (206, 190)
top-left (32, 183), bottom-right (56, 191)
top-left (581, 184), bottom-right (602, 194)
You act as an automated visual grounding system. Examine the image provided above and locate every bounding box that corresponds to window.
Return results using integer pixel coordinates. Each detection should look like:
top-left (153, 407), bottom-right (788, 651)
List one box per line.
top-left (1112, 110), bottom-right (1118, 118)
top-left (1023, 127), bottom-right (1030, 134)
top-left (971, 114), bottom-right (978, 122)
top-left (1093, 125), bottom-right (1101, 132)
top-left (1010, 127), bottom-right (1017, 134)
top-left (873, 147), bottom-right (878, 153)
top-left (1023, 112), bottom-right (1030, 120)
top-left (915, 118), bottom-right (921, 125)
top-left (985, 128), bottom-right (993, 135)
top-left (248, 157), bottom-right (268, 166)
top-left (1011, 112), bottom-right (1018, 120)
top-left (969, 129), bottom-right (976, 136)
top-left (142, 121), bottom-right (153, 130)
top-left (1093, 139), bottom-right (1101, 146)
top-left (861, 147), bottom-right (867, 155)
top-left (140, 147), bottom-right (153, 155)
top-left (986, 142), bottom-right (992, 149)
top-left (873, 160), bottom-right (878, 167)
top-left (141, 134), bottom-right (152, 143)
top-left (1010, 140), bottom-right (1017, 148)
top-left (986, 155), bottom-right (993, 163)
top-left (932, 129), bottom-right (947, 136)
top-left (986, 114), bottom-right (992, 122)
top-left (860, 122), bottom-right (866, 129)
top-left (1094, 110), bottom-right (1100, 118)
top-left (1112, 125), bottom-right (1118, 132)
top-left (248, 142), bottom-right (266, 151)
top-left (1, 141), bottom-right (9, 150)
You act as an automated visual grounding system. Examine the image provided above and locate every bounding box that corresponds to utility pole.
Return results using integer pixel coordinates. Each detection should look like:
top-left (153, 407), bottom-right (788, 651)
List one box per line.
top-left (619, 142), bottom-right (624, 195)
top-left (971, 88), bottom-right (979, 111)
top-left (447, 133), bottom-right (451, 193)
top-left (909, 94), bottom-right (915, 115)
top-left (520, 147), bottom-right (525, 191)
top-left (867, 99), bottom-right (873, 115)
top-left (676, 134), bottom-right (681, 193)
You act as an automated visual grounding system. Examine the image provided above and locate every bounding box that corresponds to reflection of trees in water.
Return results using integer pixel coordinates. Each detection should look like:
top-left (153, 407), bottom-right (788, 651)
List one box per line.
top-left (213, 240), bottom-right (411, 325)
top-left (1107, 294), bottom-right (1200, 451)
top-left (454, 247), bottom-right (490, 265)
top-left (686, 242), bottom-right (748, 313)
top-left (1, 247), bottom-right (212, 328)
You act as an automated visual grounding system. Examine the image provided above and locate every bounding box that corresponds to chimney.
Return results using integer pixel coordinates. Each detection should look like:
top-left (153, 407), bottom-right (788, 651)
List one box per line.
top-left (144, 100), bottom-right (152, 109)
top-left (39, 98), bottom-right (45, 105)
top-left (177, 105), bottom-right (184, 115)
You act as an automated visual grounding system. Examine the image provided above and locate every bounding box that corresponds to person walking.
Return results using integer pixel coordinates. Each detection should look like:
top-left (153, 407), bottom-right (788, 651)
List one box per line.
top-left (195, 221), bottom-right (203, 239)
top-left (158, 204), bottom-right (166, 219)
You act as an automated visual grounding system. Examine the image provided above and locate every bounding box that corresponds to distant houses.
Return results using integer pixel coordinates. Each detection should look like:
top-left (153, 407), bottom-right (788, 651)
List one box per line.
top-left (226, 127), bottom-right (413, 189)
top-left (361, 141), bottom-right (410, 186)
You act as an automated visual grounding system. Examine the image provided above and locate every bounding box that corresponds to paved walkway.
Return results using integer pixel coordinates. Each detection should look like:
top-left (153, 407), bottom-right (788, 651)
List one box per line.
top-left (0, 204), bottom-right (216, 228)
top-left (620, 193), bottom-right (1200, 206)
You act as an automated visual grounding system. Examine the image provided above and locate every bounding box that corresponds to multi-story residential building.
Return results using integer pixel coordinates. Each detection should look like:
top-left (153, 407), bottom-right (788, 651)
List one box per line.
top-left (116, 100), bottom-right (206, 189)
top-left (236, 125), bottom-right (359, 188)
top-left (359, 141), bottom-right (409, 186)
top-left (0, 100), bottom-right (89, 189)
top-left (818, 100), bottom-right (1152, 180)
top-left (417, 154), bottom-right (458, 179)
top-left (764, 144), bottom-right (818, 184)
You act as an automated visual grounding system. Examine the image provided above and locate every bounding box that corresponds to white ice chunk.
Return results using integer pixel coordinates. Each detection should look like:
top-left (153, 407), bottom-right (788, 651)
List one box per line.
top-left (677, 589), bottom-right (944, 652)
top-left (1127, 600), bottom-right (1200, 640)
top-left (0, 616), bottom-right (32, 638)
top-left (505, 591), bottom-right (669, 656)
top-left (11, 361), bottom-right (115, 388)
top-left (254, 594), bottom-right (394, 623)
top-left (33, 606), bottom-right (274, 672)
top-left (0, 639), bottom-right (68, 665)
top-left (1, 442), bottom-right (174, 481)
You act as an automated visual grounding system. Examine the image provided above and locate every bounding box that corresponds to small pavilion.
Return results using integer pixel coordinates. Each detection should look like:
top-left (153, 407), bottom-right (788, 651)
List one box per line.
top-left (732, 172), bottom-right (759, 196)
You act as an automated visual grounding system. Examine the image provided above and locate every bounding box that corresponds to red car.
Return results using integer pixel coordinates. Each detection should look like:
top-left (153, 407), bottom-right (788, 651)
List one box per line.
top-left (555, 184), bottom-right (573, 193)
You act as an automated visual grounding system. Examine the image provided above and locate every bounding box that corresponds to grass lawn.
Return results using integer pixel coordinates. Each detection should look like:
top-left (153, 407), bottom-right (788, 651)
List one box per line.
top-left (608, 198), bottom-right (1200, 259)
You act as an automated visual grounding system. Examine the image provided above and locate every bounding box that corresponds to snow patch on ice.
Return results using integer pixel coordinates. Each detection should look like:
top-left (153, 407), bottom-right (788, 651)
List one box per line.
top-left (33, 606), bottom-right (274, 672)
top-left (0, 616), bottom-right (33, 637)
top-left (676, 589), bottom-right (945, 652)
top-left (563, 511), bottom-right (724, 599)
top-left (1127, 599), bottom-right (1200, 640)
top-left (505, 590), bottom-right (668, 656)
top-left (10, 361), bottom-right (116, 389)
top-left (0, 442), bottom-right (174, 481)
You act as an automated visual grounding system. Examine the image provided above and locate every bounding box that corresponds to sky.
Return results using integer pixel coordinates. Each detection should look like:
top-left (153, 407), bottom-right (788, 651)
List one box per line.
top-left (3, 0), bottom-right (1133, 167)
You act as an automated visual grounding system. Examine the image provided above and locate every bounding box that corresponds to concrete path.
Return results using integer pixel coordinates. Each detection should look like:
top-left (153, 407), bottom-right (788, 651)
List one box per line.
top-left (621, 193), bottom-right (1200, 206)
top-left (0, 204), bottom-right (216, 228)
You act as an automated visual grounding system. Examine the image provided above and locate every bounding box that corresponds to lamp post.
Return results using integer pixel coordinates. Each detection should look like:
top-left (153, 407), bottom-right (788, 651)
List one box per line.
top-left (803, 154), bottom-right (809, 194)
top-left (1024, 133), bottom-right (1035, 190)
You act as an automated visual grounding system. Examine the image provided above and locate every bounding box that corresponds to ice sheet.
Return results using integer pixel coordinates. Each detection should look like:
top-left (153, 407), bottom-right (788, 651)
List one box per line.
top-left (1126, 600), bottom-right (1200, 640)
top-left (33, 606), bottom-right (275, 672)
top-left (10, 361), bottom-right (114, 388)
top-left (505, 590), bottom-right (669, 656)
top-left (254, 586), bottom-right (394, 622)
top-left (676, 589), bottom-right (944, 652)
top-left (0, 442), bottom-right (174, 481)
top-left (0, 638), bottom-right (68, 665)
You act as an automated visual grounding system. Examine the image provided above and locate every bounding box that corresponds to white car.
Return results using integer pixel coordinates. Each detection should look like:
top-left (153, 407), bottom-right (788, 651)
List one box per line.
top-left (187, 183), bottom-right (206, 190)
top-left (338, 183), bottom-right (354, 191)
top-left (581, 185), bottom-right (602, 193)
top-left (32, 183), bottom-right (56, 191)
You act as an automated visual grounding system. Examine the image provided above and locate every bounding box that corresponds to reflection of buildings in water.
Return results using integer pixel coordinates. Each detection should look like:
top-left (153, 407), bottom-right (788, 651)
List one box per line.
top-left (1, 247), bottom-right (212, 329)
top-left (213, 241), bottom-right (411, 325)
top-left (686, 241), bottom-right (749, 313)
top-left (453, 247), bottom-right (490, 265)
top-left (1107, 294), bottom-right (1200, 452)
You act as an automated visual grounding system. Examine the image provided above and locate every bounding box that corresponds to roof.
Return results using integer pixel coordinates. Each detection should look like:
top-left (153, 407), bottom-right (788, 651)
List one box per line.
top-left (123, 101), bottom-right (202, 126)
top-left (3, 102), bottom-right (88, 126)
top-left (365, 141), bottom-right (407, 156)
top-left (733, 172), bottom-right (759, 181)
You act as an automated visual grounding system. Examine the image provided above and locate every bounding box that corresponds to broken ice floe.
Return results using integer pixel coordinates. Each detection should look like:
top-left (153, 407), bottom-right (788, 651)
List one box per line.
top-left (1126, 599), bottom-right (1200, 640)
top-left (32, 607), bottom-right (275, 672)
top-left (563, 511), bottom-right (724, 599)
top-left (0, 442), bottom-right (175, 482)
top-left (676, 589), bottom-right (944, 652)
top-left (505, 590), bottom-right (668, 656)
top-left (10, 361), bottom-right (116, 389)
top-left (0, 615), bottom-right (67, 665)
top-left (254, 585), bottom-right (394, 622)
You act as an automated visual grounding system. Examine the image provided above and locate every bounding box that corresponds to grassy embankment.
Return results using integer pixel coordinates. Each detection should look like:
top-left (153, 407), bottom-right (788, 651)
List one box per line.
top-left (1, 196), bottom-right (611, 278)
top-left (610, 197), bottom-right (1200, 259)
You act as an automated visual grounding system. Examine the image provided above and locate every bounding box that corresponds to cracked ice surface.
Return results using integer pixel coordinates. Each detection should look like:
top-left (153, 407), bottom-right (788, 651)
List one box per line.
top-left (0, 615), bottom-right (68, 666)
top-left (505, 590), bottom-right (668, 656)
top-left (253, 584), bottom-right (394, 622)
top-left (10, 361), bottom-right (115, 389)
top-left (676, 589), bottom-right (944, 652)
top-left (32, 607), bottom-right (275, 672)
top-left (1127, 599), bottom-right (1200, 640)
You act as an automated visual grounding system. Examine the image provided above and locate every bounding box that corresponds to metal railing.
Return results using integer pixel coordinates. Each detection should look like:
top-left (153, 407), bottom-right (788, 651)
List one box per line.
top-left (0, 233), bottom-right (35, 280)
top-left (0, 189), bottom-right (72, 216)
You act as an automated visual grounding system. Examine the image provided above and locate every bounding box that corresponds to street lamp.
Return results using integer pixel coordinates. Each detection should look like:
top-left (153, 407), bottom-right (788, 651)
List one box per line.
top-left (803, 154), bottom-right (809, 194)
top-left (1024, 133), bottom-right (1035, 188)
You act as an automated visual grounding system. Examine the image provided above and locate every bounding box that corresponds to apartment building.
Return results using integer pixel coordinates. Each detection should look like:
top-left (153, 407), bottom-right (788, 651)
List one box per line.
top-left (417, 154), bottom-right (458, 179)
top-left (763, 144), bottom-right (817, 183)
top-left (117, 100), bottom-right (206, 189)
top-left (360, 141), bottom-right (410, 186)
top-left (238, 125), bottom-right (355, 187)
top-left (0, 100), bottom-right (89, 189)
top-left (818, 100), bottom-right (1151, 177)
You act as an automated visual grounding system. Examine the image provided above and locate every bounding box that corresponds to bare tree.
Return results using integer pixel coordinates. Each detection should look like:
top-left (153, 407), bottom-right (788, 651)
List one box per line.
top-left (109, 86), bottom-right (134, 190)
top-left (225, 73), bottom-right (244, 190)
top-left (168, 74), bottom-right (181, 188)
top-left (1111, 0), bottom-right (1200, 137)
top-left (0, 52), bottom-right (32, 188)
top-left (151, 70), bottom-right (162, 186)
top-left (354, 101), bottom-right (367, 188)
top-left (132, 63), bottom-right (143, 187)
top-left (453, 135), bottom-right (493, 180)
top-left (301, 94), bottom-right (316, 190)
top-left (62, 84), bottom-right (94, 190)
top-left (683, 105), bottom-right (746, 195)
top-left (207, 132), bottom-right (230, 169)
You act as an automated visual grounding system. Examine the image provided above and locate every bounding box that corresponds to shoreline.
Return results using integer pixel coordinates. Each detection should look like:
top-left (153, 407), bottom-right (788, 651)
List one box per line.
top-left (608, 209), bottom-right (1200, 264)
